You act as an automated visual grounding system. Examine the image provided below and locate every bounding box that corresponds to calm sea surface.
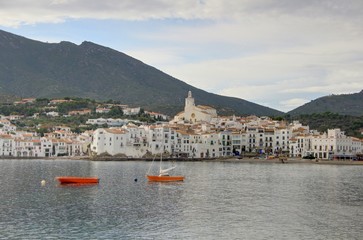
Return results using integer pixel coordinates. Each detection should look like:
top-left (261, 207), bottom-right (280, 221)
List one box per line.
top-left (0, 159), bottom-right (362, 240)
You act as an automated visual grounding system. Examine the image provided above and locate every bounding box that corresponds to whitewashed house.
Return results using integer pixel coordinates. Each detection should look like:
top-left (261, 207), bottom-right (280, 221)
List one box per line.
top-left (289, 134), bottom-right (311, 158)
top-left (292, 129), bottom-right (361, 160)
top-left (51, 139), bottom-right (70, 156)
top-left (0, 134), bottom-right (14, 156)
top-left (91, 128), bottom-right (128, 156)
top-left (13, 139), bottom-right (42, 157)
top-left (96, 107), bottom-right (110, 114)
top-left (230, 130), bottom-right (248, 156)
top-left (41, 137), bottom-right (53, 157)
top-left (220, 131), bottom-right (233, 156)
top-left (46, 111), bottom-right (59, 117)
top-left (0, 119), bottom-right (16, 134)
top-left (122, 107), bottom-right (140, 116)
top-left (274, 127), bottom-right (291, 154)
top-left (192, 132), bottom-right (222, 158)
top-left (147, 125), bottom-right (169, 155)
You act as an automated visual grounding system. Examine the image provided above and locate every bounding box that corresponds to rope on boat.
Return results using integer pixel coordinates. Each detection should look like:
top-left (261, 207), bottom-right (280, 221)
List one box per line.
top-left (146, 155), bottom-right (156, 175)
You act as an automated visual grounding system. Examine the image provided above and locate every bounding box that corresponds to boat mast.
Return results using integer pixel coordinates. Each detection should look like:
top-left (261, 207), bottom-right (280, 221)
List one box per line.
top-left (159, 152), bottom-right (163, 174)
top-left (146, 155), bottom-right (156, 175)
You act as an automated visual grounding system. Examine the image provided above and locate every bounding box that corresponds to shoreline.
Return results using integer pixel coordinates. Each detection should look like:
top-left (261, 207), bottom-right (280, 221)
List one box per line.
top-left (1, 156), bottom-right (362, 165)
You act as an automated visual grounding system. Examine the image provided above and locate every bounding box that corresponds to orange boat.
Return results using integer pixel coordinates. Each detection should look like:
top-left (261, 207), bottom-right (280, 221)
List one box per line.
top-left (56, 176), bottom-right (99, 184)
top-left (146, 154), bottom-right (184, 182)
top-left (147, 175), bottom-right (184, 182)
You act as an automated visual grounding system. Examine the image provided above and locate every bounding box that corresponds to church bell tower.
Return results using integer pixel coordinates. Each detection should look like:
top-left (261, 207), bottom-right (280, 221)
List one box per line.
top-left (185, 91), bottom-right (195, 112)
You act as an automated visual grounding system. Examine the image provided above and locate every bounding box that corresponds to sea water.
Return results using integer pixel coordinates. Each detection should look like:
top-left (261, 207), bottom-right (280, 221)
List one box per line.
top-left (0, 159), bottom-right (362, 239)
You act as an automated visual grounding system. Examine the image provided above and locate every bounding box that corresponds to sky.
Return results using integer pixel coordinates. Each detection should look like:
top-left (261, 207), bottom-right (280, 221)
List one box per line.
top-left (1, 0), bottom-right (363, 112)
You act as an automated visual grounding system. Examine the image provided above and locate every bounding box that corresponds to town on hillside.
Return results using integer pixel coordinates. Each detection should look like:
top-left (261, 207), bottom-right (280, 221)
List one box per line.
top-left (0, 91), bottom-right (362, 160)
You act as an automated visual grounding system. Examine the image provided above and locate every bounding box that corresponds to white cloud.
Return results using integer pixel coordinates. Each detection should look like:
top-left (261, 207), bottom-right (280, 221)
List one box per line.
top-left (1, 0), bottom-right (363, 112)
top-left (0, 0), bottom-right (220, 27)
top-left (124, 11), bottom-right (363, 112)
top-left (279, 98), bottom-right (310, 111)
top-left (1, 0), bottom-right (363, 27)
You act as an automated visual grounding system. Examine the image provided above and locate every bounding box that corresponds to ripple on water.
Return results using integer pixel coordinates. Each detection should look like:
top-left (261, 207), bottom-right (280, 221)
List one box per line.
top-left (0, 160), bottom-right (362, 239)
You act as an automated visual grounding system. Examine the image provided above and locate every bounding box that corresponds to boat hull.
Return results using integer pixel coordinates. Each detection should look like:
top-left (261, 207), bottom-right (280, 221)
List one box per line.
top-left (56, 176), bottom-right (99, 184)
top-left (147, 175), bottom-right (184, 182)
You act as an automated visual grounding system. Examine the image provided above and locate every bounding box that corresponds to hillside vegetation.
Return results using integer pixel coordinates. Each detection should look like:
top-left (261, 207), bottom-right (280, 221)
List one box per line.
top-left (288, 90), bottom-right (363, 116)
top-left (1, 97), bottom-right (362, 138)
top-left (0, 98), bottom-right (154, 134)
top-left (293, 112), bottom-right (363, 138)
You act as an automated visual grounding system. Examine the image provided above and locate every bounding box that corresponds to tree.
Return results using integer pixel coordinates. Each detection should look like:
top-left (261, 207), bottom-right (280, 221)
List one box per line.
top-left (36, 128), bottom-right (50, 137)
top-left (107, 106), bottom-right (123, 117)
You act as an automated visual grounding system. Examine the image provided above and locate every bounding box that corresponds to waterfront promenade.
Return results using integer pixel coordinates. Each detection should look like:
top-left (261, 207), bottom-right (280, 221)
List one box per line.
top-left (1, 155), bottom-right (362, 165)
top-left (84, 155), bottom-right (363, 165)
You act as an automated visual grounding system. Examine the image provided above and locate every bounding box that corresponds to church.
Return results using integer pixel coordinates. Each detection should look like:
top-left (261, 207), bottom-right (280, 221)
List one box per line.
top-left (171, 91), bottom-right (217, 124)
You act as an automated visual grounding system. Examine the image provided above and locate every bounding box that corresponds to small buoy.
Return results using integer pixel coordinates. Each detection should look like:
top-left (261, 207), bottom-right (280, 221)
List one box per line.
top-left (41, 180), bottom-right (46, 186)
top-left (134, 178), bottom-right (138, 182)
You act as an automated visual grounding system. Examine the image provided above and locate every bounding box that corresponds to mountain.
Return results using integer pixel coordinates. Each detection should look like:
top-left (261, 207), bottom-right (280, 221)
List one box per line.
top-left (288, 90), bottom-right (363, 116)
top-left (0, 29), bottom-right (282, 116)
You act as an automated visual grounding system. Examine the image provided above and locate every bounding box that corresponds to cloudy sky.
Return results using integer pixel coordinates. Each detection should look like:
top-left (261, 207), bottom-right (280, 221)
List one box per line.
top-left (1, 0), bottom-right (363, 112)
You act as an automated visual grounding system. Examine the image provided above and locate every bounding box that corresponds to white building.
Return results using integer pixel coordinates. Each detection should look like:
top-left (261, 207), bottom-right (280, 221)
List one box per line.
top-left (96, 107), bottom-right (110, 114)
top-left (0, 134), bottom-right (14, 156)
top-left (86, 118), bottom-right (131, 127)
top-left (41, 137), bottom-right (53, 157)
top-left (87, 96), bottom-right (363, 160)
top-left (172, 91), bottom-right (217, 124)
top-left (13, 139), bottom-right (42, 157)
top-left (0, 119), bottom-right (16, 134)
top-left (123, 107), bottom-right (141, 116)
top-left (91, 128), bottom-right (128, 156)
top-left (194, 132), bottom-right (222, 158)
top-left (147, 125), bottom-right (171, 155)
top-left (290, 129), bottom-right (362, 160)
top-left (274, 127), bottom-right (291, 154)
top-left (46, 111), bottom-right (59, 117)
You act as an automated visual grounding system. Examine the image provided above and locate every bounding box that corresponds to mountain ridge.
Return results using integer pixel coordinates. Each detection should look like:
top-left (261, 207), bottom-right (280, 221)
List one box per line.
top-left (288, 90), bottom-right (363, 117)
top-left (0, 29), bottom-right (282, 116)
top-left (1, 29), bottom-right (362, 117)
